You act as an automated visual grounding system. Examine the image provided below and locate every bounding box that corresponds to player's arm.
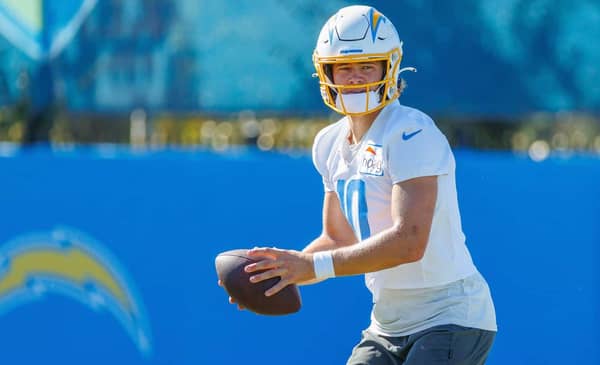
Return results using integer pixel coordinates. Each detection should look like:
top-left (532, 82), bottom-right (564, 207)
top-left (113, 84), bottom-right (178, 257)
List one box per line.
top-left (302, 191), bottom-right (358, 254)
top-left (245, 176), bottom-right (437, 296)
top-left (331, 175), bottom-right (436, 275)
top-left (297, 191), bottom-right (357, 285)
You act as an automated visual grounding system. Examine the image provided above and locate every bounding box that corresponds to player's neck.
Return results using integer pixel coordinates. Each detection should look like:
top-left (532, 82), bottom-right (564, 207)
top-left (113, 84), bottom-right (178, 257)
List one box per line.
top-left (347, 110), bottom-right (381, 145)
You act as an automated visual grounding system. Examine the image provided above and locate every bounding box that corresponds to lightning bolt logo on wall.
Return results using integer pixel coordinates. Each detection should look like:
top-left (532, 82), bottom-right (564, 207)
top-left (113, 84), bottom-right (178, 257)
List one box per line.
top-left (0, 227), bottom-right (152, 357)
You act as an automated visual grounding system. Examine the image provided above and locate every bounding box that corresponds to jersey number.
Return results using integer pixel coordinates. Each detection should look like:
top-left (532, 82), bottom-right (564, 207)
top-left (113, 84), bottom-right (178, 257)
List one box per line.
top-left (336, 179), bottom-right (371, 240)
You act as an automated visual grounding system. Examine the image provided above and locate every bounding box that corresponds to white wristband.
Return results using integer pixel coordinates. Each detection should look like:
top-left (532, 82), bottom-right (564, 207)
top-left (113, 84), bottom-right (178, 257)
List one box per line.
top-left (313, 250), bottom-right (335, 280)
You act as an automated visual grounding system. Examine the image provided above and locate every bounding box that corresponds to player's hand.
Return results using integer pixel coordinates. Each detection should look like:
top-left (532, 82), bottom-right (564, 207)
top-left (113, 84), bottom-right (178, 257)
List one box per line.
top-left (246, 247), bottom-right (315, 297)
top-left (217, 279), bottom-right (245, 310)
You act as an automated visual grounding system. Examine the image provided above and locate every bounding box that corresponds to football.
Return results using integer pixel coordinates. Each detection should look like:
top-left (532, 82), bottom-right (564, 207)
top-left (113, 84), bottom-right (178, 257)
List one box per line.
top-left (215, 249), bottom-right (302, 315)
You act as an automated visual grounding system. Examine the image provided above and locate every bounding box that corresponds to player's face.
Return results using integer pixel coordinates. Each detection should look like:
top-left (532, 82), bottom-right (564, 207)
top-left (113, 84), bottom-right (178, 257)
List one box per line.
top-left (332, 61), bottom-right (385, 94)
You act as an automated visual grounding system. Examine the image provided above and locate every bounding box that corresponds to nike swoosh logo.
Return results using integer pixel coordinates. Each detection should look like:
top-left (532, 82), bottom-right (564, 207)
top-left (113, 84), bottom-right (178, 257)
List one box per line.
top-left (402, 129), bottom-right (423, 141)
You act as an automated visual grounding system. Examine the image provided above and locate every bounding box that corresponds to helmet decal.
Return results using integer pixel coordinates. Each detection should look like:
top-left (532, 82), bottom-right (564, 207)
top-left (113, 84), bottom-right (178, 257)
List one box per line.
top-left (369, 8), bottom-right (386, 43)
top-left (339, 49), bottom-right (363, 54)
top-left (328, 24), bottom-right (334, 45)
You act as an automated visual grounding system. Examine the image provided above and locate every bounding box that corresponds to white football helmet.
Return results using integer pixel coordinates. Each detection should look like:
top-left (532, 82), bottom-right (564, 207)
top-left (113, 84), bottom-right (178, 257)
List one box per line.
top-left (313, 6), bottom-right (411, 116)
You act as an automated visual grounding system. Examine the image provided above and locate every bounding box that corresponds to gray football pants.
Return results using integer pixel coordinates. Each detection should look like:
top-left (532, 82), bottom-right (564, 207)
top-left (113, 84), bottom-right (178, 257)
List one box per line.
top-left (346, 324), bottom-right (496, 365)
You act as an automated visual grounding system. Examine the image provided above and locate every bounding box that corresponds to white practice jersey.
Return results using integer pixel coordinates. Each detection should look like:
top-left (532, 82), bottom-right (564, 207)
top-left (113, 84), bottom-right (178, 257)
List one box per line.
top-left (312, 100), bottom-right (477, 295)
top-left (312, 101), bottom-right (497, 335)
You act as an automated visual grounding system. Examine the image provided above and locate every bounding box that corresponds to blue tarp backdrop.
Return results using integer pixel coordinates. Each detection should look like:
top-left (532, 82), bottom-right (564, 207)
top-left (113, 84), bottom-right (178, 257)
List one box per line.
top-left (0, 148), bottom-right (598, 364)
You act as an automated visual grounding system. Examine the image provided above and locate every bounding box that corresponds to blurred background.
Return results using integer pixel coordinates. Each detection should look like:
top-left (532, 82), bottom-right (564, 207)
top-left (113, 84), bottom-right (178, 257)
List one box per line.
top-left (1, 0), bottom-right (600, 153)
top-left (0, 1), bottom-right (598, 365)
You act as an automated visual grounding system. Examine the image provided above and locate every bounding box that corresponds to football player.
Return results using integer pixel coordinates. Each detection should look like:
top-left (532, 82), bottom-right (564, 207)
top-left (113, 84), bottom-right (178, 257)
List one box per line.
top-left (244, 5), bottom-right (497, 364)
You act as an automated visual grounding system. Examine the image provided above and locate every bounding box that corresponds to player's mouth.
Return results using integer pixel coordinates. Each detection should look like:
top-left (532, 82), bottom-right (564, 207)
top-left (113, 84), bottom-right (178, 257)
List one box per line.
top-left (341, 88), bottom-right (367, 94)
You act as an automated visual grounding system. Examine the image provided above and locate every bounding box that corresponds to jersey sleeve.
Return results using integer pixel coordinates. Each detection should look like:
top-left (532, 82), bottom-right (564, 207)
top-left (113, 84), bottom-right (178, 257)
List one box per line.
top-left (386, 119), bottom-right (452, 184)
top-left (312, 127), bottom-right (336, 192)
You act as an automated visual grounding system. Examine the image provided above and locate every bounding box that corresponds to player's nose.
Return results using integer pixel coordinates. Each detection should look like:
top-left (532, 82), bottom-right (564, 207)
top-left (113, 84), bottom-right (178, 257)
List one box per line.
top-left (346, 71), bottom-right (365, 84)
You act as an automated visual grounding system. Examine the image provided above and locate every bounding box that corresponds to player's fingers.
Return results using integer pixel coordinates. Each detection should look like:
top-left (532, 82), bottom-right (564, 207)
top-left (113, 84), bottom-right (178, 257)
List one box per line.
top-left (218, 279), bottom-right (223, 287)
top-left (247, 247), bottom-right (279, 259)
top-left (245, 258), bottom-right (279, 272)
top-left (249, 268), bottom-right (286, 283)
top-left (265, 279), bottom-right (289, 297)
